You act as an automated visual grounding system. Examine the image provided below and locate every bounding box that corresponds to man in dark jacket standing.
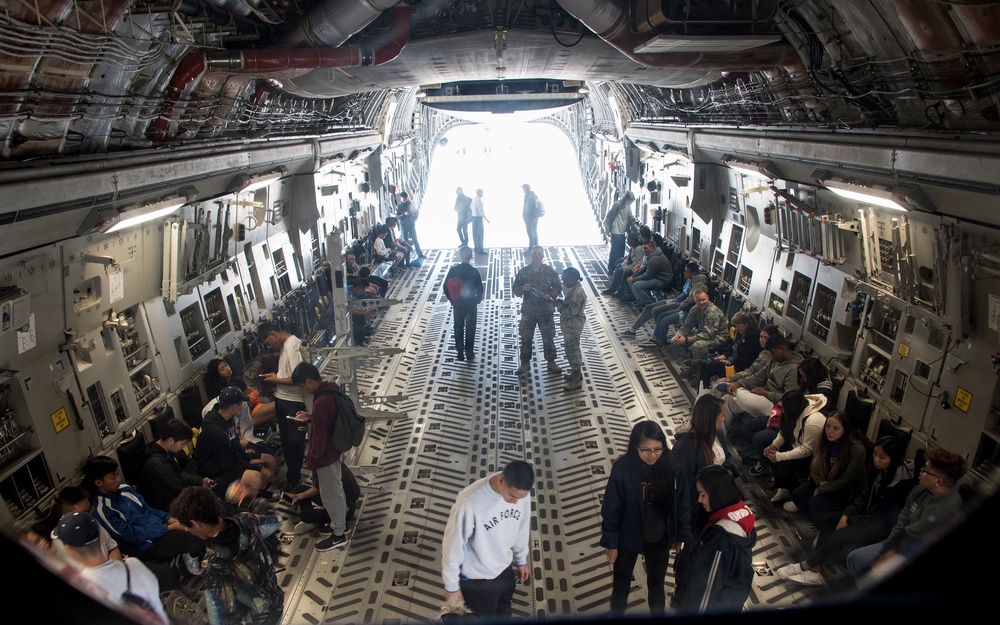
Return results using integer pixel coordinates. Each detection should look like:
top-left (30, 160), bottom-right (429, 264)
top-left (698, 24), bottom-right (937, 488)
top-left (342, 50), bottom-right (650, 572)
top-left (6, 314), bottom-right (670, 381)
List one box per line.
top-left (395, 191), bottom-right (423, 258)
top-left (292, 362), bottom-right (349, 551)
top-left (443, 246), bottom-right (484, 362)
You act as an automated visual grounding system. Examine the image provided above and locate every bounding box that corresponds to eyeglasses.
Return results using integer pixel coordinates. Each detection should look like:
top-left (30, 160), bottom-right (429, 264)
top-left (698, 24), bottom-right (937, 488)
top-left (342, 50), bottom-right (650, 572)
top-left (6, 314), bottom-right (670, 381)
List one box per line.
top-left (638, 447), bottom-right (664, 456)
top-left (920, 467), bottom-right (944, 480)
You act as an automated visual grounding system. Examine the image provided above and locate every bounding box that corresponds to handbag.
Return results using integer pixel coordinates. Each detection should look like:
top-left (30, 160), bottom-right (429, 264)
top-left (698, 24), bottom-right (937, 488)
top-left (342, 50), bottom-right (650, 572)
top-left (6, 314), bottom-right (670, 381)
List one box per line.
top-left (766, 403), bottom-right (782, 430)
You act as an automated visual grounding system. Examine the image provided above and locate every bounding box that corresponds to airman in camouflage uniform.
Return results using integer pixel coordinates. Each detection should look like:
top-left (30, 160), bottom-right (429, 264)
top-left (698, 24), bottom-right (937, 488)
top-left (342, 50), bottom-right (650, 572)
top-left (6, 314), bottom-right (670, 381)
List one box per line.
top-left (557, 267), bottom-right (587, 391)
top-left (513, 246), bottom-right (561, 376)
top-left (671, 286), bottom-right (730, 376)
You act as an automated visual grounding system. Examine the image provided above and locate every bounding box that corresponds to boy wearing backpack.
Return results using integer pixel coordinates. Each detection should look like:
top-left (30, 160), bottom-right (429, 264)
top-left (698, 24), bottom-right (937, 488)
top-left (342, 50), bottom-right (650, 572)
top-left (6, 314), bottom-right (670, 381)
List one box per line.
top-left (291, 362), bottom-right (351, 550)
top-left (443, 246), bottom-right (484, 362)
top-left (56, 510), bottom-right (170, 624)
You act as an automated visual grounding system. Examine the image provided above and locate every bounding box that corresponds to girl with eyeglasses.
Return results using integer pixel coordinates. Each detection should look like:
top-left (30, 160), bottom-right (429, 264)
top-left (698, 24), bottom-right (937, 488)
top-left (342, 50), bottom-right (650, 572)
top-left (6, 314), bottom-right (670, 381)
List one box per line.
top-left (671, 465), bottom-right (756, 613)
top-left (600, 421), bottom-right (691, 617)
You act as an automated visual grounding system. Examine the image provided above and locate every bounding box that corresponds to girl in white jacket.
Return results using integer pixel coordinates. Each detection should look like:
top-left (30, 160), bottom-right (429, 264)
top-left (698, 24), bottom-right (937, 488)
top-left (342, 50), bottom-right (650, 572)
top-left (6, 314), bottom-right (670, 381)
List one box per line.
top-left (762, 390), bottom-right (827, 503)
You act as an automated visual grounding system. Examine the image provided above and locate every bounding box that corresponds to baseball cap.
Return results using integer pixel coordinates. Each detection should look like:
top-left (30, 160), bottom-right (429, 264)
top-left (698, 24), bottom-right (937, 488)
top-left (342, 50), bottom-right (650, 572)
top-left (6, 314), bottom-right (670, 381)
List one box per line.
top-left (521, 183), bottom-right (531, 190)
top-left (218, 386), bottom-right (251, 406)
top-left (56, 511), bottom-right (101, 547)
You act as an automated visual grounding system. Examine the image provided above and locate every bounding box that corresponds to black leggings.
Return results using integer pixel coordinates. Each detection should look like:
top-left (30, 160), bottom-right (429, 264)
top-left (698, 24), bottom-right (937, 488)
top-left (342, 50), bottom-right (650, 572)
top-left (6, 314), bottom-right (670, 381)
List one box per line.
top-left (610, 545), bottom-right (671, 616)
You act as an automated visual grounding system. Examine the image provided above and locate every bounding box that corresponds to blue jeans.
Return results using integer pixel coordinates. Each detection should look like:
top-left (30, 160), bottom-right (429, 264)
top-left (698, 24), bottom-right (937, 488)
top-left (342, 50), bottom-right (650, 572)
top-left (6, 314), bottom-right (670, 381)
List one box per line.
top-left (742, 415), bottom-right (777, 462)
top-left (631, 279), bottom-right (665, 306)
top-left (846, 540), bottom-right (887, 578)
top-left (525, 218), bottom-right (538, 248)
top-left (608, 233), bottom-right (626, 277)
top-left (653, 308), bottom-right (684, 343)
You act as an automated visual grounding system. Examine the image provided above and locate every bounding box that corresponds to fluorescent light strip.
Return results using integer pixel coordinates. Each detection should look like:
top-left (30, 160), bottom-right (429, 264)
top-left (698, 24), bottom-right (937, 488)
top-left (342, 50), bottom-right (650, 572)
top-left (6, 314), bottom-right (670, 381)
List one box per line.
top-left (238, 171), bottom-right (284, 194)
top-left (104, 198), bottom-right (189, 233)
top-left (825, 186), bottom-right (909, 211)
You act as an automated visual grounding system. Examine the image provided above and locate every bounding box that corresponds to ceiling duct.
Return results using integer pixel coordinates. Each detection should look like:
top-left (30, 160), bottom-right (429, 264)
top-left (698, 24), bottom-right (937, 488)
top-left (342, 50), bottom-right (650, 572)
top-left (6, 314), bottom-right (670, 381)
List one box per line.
top-left (149, 3), bottom-right (410, 141)
top-left (556, 0), bottom-right (799, 70)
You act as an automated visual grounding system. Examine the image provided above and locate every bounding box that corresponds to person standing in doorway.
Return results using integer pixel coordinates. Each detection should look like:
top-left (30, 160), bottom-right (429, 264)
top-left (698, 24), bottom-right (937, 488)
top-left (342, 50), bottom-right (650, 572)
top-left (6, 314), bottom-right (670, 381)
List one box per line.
top-left (471, 188), bottom-right (490, 254)
top-left (603, 191), bottom-right (634, 279)
top-left (454, 187), bottom-right (472, 248)
top-left (512, 246), bottom-right (561, 376)
top-left (395, 191), bottom-right (423, 259)
top-left (258, 322), bottom-right (307, 490)
top-left (441, 460), bottom-right (533, 618)
top-left (443, 246), bottom-right (484, 362)
top-left (556, 267), bottom-right (587, 391)
top-left (521, 183), bottom-right (539, 249)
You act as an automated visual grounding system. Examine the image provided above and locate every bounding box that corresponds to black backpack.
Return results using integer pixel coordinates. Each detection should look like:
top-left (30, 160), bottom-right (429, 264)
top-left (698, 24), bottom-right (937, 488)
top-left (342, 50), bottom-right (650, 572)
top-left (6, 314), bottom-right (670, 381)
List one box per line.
top-left (120, 560), bottom-right (162, 617)
top-left (316, 387), bottom-right (366, 452)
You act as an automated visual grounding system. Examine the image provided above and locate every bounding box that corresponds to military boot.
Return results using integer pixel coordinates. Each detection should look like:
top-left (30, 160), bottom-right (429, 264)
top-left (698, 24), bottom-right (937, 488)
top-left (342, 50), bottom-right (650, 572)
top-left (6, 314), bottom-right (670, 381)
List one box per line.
top-left (563, 369), bottom-right (583, 391)
top-left (517, 360), bottom-right (530, 375)
top-left (546, 360), bottom-right (562, 374)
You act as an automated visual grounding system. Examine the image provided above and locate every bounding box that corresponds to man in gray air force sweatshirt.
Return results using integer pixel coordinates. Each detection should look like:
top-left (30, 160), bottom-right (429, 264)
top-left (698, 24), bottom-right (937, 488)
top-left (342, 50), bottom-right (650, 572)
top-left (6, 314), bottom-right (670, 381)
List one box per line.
top-left (441, 460), bottom-right (534, 617)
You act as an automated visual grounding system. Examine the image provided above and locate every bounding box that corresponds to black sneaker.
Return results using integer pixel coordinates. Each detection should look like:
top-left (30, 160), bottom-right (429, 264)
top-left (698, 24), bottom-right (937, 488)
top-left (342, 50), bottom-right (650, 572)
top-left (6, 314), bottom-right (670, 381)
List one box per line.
top-left (316, 534), bottom-right (347, 551)
top-left (749, 462), bottom-right (767, 477)
top-left (317, 524), bottom-right (334, 535)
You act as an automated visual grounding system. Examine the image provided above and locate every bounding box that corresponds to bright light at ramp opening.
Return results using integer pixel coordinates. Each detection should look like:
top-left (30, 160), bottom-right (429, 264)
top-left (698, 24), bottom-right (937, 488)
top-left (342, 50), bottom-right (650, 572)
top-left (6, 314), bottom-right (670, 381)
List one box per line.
top-left (415, 122), bottom-right (605, 251)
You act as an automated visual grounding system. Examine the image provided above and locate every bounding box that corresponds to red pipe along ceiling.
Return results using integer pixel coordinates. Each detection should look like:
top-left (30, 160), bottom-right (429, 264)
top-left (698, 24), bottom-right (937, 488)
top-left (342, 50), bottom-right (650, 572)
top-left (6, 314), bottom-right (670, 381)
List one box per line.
top-left (148, 4), bottom-right (411, 141)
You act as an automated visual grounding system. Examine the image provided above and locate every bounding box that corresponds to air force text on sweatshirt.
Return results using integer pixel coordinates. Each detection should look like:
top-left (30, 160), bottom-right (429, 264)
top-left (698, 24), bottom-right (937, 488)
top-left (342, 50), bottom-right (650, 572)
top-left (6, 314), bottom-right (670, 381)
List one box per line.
top-left (441, 476), bottom-right (531, 592)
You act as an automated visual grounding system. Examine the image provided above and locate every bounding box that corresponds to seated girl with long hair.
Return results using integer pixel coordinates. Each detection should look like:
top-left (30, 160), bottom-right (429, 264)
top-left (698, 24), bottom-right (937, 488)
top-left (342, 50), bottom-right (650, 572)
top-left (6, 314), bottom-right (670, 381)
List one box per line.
top-left (775, 434), bottom-right (916, 586)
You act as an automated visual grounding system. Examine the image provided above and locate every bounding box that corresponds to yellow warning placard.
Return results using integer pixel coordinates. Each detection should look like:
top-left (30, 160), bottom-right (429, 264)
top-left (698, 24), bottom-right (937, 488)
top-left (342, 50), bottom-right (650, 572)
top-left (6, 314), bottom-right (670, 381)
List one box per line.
top-left (954, 387), bottom-right (972, 413)
top-left (898, 342), bottom-right (910, 358)
top-left (51, 407), bottom-right (70, 433)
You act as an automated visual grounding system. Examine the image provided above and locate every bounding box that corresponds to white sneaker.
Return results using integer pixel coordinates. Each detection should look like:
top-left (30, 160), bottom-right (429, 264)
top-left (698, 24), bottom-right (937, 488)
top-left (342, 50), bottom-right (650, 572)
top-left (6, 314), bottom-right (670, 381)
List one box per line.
top-left (786, 569), bottom-right (823, 586)
top-left (181, 553), bottom-right (203, 576)
top-left (775, 563), bottom-right (803, 580)
top-left (769, 488), bottom-right (790, 503)
top-left (783, 500), bottom-right (799, 512)
top-left (293, 521), bottom-right (318, 535)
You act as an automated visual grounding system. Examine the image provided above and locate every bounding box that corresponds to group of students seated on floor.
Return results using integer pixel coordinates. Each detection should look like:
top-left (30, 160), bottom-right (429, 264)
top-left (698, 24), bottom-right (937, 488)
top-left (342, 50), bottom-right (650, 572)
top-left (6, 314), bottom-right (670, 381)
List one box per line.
top-left (357, 217), bottom-right (419, 278)
top-left (344, 236), bottom-right (403, 346)
top-left (606, 236), bottom-right (974, 589)
top-left (19, 348), bottom-right (365, 623)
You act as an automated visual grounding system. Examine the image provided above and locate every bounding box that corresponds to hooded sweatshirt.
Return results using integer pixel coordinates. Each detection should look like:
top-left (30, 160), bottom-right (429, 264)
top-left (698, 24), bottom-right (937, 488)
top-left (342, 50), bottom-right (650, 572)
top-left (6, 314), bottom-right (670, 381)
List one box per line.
top-left (672, 500), bottom-right (756, 613)
top-left (772, 393), bottom-right (828, 462)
